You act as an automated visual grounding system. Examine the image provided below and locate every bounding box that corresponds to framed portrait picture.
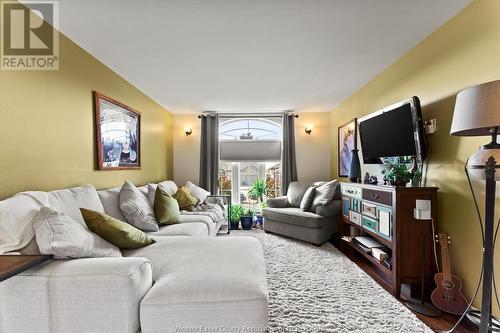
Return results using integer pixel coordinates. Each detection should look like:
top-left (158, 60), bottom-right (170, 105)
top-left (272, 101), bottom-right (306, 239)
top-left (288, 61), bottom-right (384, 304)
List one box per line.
top-left (338, 118), bottom-right (357, 177)
top-left (94, 92), bottom-right (141, 170)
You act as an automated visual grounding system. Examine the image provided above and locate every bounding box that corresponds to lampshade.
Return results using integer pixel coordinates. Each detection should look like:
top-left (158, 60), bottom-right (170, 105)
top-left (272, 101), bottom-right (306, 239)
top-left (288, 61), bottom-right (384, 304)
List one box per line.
top-left (450, 79), bottom-right (500, 136)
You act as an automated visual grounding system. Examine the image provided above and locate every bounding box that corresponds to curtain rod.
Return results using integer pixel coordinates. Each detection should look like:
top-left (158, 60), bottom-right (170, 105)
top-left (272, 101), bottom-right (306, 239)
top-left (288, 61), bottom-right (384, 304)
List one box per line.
top-left (198, 112), bottom-right (298, 119)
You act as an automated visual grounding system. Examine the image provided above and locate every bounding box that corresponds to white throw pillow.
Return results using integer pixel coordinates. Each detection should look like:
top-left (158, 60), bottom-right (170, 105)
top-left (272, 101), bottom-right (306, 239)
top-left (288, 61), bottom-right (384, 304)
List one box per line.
top-left (34, 206), bottom-right (121, 259)
top-left (185, 181), bottom-right (210, 203)
top-left (119, 181), bottom-right (159, 232)
top-left (147, 181), bottom-right (178, 206)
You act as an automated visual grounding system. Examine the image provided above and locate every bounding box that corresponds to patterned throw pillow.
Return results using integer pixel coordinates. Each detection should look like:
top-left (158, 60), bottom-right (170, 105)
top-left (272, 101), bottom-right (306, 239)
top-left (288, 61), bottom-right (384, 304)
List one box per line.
top-left (173, 186), bottom-right (199, 211)
top-left (299, 186), bottom-right (316, 211)
top-left (119, 181), bottom-right (159, 232)
top-left (154, 187), bottom-right (180, 225)
top-left (34, 206), bottom-right (121, 259)
top-left (185, 181), bottom-right (211, 203)
top-left (81, 208), bottom-right (155, 249)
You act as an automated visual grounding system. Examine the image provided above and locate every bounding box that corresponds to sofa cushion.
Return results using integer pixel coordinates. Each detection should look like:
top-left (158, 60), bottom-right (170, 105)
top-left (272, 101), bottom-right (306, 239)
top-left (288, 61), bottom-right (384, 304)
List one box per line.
top-left (147, 181), bottom-right (178, 205)
top-left (47, 185), bottom-right (104, 224)
top-left (119, 181), bottom-right (159, 232)
top-left (124, 237), bottom-right (268, 332)
top-left (185, 181), bottom-right (210, 203)
top-left (35, 207), bottom-right (121, 259)
top-left (148, 223), bottom-right (208, 237)
top-left (310, 180), bottom-right (340, 211)
top-left (299, 186), bottom-right (316, 211)
top-left (286, 182), bottom-right (313, 207)
top-left (0, 257), bottom-right (152, 333)
top-left (81, 208), bottom-right (155, 249)
top-left (154, 188), bottom-right (180, 225)
top-left (316, 200), bottom-right (342, 218)
top-left (262, 207), bottom-right (325, 229)
top-left (179, 214), bottom-right (218, 236)
top-left (173, 186), bottom-right (199, 211)
top-left (97, 187), bottom-right (127, 222)
top-left (0, 194), bottom-right (43, 254)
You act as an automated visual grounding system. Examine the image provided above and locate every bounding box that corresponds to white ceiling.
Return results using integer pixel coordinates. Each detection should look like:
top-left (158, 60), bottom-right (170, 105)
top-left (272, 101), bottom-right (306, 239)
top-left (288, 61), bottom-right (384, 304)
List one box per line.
top-left (42, 0), bottom-right (470, 114)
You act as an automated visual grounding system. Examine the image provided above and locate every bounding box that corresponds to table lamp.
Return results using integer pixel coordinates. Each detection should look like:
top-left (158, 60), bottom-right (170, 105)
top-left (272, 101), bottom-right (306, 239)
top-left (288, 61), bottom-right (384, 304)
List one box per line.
top-left (450, 79), bottom-right (500, 333)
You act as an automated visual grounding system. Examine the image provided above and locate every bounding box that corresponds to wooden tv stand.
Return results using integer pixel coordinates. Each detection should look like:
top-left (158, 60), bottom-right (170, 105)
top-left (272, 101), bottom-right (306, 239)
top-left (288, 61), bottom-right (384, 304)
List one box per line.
top-left (338, 183), bottom-right (438, 298)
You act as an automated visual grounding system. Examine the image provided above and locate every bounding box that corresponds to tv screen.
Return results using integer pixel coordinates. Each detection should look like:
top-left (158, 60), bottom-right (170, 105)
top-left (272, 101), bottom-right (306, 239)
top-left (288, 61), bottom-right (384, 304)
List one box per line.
top-left (358, 97), bottom-right (426, 163)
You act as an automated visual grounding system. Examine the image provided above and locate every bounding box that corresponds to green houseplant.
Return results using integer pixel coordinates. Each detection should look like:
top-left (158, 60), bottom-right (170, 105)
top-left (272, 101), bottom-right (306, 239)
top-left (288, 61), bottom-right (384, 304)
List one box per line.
top-left (240, 208), bottom-right (255, 230)
top-left (248, 179), bottom-right (267, 203)
top-left (381, 156), bottom-right (416, 186)
top-left (230, 205), bottom-right (244, 230)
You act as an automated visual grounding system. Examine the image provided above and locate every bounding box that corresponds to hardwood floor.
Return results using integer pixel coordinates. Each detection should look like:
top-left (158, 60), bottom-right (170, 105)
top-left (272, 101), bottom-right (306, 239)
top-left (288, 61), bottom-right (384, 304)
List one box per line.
top-left (331, 240), bottom-right (478, 333)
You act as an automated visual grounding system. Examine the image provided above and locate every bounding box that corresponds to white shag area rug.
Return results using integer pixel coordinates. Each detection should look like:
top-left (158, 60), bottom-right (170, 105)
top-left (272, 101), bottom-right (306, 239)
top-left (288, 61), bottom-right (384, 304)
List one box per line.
top-left (224, 230), bottom-right (432, 333)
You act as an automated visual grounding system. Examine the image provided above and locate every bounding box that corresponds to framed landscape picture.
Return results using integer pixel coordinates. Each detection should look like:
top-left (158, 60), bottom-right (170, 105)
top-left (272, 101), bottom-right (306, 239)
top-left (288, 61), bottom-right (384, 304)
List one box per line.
top-left (338, 118), bottom-right (357, 177)
top-left (94, 92), bottom-right (141, 170)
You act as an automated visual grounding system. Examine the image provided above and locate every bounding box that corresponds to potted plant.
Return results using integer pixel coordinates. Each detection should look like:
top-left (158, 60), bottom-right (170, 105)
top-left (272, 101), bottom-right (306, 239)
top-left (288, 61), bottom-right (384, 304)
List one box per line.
top-left (240, 208), bottom-right (255, 230)
top-left (249, 179), bottom-right (267, 227)
top-left (254, 202), bottom-right (266, 227)
top-left (381, 156), bottom-right (413, 186)
top-left (248, 179), bottom-right (267, 203)
top-left (230, 205), bottom-right (244, 230)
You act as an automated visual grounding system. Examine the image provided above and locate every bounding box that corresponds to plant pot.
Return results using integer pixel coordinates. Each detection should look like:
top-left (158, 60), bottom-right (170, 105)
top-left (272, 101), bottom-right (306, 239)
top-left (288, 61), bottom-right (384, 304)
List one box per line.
top-left (391, 179), bottom-right (408, 187)
top-left (229, 221), bottom-right (240, 230)
top-left (240, 216), bottom-right (253, 230)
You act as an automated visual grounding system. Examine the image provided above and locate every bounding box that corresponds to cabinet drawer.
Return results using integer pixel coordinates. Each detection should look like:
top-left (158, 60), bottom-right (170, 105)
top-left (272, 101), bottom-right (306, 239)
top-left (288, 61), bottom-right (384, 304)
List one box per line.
top-left (342, 185), bottom-right (362, 199)
top-left (342, 197), bottom-right (350, 217)
top-left (349, 211), bottom-right (362, 226)
top-left (362, 216), bottom-right (378, 233)
top-left (377, 207), bottom-right (392, 240)
top-left (361, 202), bottom-right (377, 218)
top-left (350, 198), bottom-right (361, 213)
top-left (362, 188), bottom-right (392, 206)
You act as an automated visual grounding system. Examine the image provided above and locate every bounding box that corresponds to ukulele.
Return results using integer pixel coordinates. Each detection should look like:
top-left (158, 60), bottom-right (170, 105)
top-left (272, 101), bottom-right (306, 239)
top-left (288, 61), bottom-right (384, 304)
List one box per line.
top-left (431, 233), bottom-right (468, 315)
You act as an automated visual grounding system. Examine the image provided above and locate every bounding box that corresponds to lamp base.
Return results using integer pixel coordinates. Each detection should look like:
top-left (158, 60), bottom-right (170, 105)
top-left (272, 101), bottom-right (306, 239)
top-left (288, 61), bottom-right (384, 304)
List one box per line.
top-left (466, 309), bottom-right (500, 332)
top-left (406, 298), bottom-right (442, 317)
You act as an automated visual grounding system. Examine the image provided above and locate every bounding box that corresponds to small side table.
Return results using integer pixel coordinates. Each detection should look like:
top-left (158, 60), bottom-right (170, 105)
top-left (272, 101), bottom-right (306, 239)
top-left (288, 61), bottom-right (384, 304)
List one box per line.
top-left (0, 255), bottom-right (52, 282)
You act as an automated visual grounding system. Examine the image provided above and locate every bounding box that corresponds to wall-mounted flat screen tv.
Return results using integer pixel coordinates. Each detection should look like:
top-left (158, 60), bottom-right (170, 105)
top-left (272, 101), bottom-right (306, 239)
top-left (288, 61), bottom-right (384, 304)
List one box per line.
top-left (358, 97), bottom-right (426, 164)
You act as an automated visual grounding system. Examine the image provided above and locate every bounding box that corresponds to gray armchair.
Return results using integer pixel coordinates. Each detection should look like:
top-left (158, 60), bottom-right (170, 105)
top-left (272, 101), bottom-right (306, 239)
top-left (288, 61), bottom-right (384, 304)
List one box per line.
top-left (262, 181), bottom-right (341, 245)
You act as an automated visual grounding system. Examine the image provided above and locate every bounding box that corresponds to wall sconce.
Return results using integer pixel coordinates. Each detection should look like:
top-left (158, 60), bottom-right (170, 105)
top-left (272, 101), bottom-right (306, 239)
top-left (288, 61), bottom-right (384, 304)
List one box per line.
top-left (305, 125), bottom-right (313, 135)
top-left (184, 127), bottom-right (193, 136)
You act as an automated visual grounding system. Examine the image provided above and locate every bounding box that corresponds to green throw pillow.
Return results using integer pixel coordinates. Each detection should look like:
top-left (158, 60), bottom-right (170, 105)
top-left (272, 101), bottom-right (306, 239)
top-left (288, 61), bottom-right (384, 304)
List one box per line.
top-left (80, 208), bottom-right (155, 249)
top-left (154, 187), bottom-right (180, 225)
top-left (173, 186), bottom-right (199, 211)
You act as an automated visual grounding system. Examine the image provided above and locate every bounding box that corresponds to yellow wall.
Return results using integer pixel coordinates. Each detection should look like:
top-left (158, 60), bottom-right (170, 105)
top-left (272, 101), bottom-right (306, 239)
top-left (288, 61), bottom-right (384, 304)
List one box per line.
top-left (173, 112), bottom-right (332, 186)
top-left (330, 0), bottom-right (500, 313)
top-left (0, 28), bottom-right (173, 199)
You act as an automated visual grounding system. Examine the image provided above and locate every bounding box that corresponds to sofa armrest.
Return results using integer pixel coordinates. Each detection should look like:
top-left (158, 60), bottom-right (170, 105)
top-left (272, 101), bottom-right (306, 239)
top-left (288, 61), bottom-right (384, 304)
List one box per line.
top-left (266, 196), bottom-right (289, 208)
top-left (0, 257), bottom-right (153, 333)
top-left (316, 200), bottom-right (341, 218)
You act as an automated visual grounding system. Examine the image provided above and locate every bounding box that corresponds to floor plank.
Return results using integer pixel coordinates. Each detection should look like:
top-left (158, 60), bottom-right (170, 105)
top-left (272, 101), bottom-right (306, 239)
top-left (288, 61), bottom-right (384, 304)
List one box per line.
top-left (331, 240), bottom-right (478, 333)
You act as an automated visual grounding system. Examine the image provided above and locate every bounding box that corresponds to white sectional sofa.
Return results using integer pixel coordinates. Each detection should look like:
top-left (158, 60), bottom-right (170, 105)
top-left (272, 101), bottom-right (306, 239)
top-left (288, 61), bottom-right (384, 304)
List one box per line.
top-left (0, 183), bottom-right (268, 333)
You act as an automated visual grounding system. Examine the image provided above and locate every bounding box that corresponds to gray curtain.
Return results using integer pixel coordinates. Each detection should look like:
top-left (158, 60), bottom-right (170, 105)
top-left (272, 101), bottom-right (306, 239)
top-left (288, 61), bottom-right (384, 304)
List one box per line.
top-left (199, 114), bottom-right (219, 194)
top-left (281, 114), bottom-right (298, 195)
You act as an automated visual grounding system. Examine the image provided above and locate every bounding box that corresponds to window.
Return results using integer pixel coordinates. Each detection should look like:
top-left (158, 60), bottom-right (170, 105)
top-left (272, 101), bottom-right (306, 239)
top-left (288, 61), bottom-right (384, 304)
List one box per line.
top-left (218, 117), bottom-right (282, 209)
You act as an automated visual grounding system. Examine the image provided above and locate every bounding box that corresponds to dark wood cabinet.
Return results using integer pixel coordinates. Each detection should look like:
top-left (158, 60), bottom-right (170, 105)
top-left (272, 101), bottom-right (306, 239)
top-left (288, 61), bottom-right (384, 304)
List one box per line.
top-left (339, 183), bottom-right (438, 298)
